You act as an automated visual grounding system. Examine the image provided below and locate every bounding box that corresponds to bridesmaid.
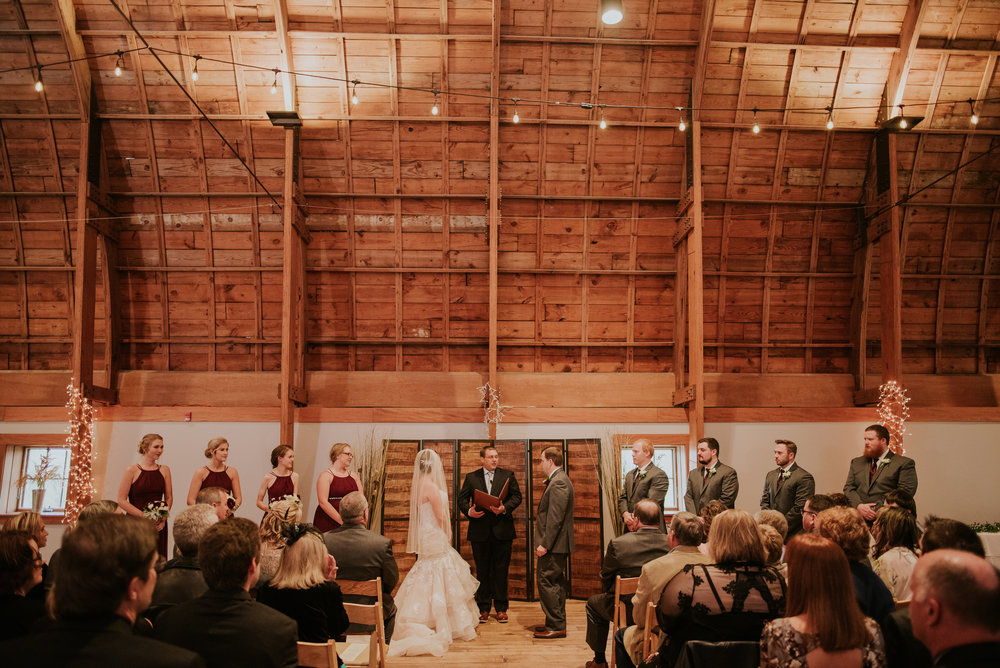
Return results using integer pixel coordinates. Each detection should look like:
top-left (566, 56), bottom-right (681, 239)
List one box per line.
top-left (117, 433), bottom-right (172, 559)
top-left (256, 444), bottom-right (300, 511)
top-left (187, 437), bottom-right (242, 511)
top-left (313, 443), bottom-right (362, 532)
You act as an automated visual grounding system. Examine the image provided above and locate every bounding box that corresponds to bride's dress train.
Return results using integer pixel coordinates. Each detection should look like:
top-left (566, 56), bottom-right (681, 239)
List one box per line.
top-left (387, 491), bottom-right (480, 657)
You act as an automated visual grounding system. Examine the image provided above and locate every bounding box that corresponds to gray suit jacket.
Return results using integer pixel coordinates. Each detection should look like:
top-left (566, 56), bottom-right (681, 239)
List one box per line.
top-left (760, 462), bottom-right (815, 537)
top-left (684, 462), bottom-right (738, 514)
top-left (843, 451), bottom-right (918, 509)
top-left (535, 468), bottom-right (575, 554)
top-left (323, 523), bottom-right (399, 608)
top-left (599, 527), bottom-right (671, 593)
top-left (618, 463), bottom-right (670, 531)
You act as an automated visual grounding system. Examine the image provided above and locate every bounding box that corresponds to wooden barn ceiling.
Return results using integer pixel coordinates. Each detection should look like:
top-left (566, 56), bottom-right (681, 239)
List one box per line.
top-left (1, 0), bottom-right (999, 390)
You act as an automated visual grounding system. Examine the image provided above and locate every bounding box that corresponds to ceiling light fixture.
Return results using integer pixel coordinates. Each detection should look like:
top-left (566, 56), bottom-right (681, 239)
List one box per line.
top-left (114, 51), bottom-right (124, 77)
top-left (752, 107), bottom-right (760, 134)
top-left (191, 55), bottom-right (201, 82)
top-left (512, 98), bottom-right (520, 124)
top-left (968, 98), bottom-right (979, 126)
top-left (351, 79), bottom-right (359, 105)
top-left (601, 0), bottom-right (624, 25)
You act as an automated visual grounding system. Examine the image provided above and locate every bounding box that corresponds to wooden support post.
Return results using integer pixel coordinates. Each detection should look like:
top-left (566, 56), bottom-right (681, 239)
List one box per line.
top-left (280, 127), bottom-right (308, 446)
top-left (487, 0), bottom-right (501, 439)
top-left (879, 133), bottom-right (903, 382)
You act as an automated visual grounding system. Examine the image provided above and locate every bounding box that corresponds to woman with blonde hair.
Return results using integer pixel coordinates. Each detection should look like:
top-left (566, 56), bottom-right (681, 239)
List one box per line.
top-left (186, 437), bottom-right (242, 512)
top-left (117, 432), bottom-right (172, 558)
top-left (0, 513), bottom-right (48, 602)
top-left (258, 497), bottom-right (302, 588)
top-left (257, 524), bottom-right (350, 651)
top-left (313, 442), bottom-right (362, 532)
top-left (256, 444), bottom-right (299, 511)
top-left (761, 533), bottom-right (885, 667)
top-left (872, 507), bottom-right (919, 601)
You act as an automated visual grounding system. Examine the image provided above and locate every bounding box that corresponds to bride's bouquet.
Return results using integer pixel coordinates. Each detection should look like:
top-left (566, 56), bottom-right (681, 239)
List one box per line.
top-left (142, 500), bottom-right (169, 522)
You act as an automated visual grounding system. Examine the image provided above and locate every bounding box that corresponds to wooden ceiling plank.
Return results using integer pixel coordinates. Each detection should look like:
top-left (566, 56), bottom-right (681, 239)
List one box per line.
top-left (945, 0), bottom-right (971, 46)
top-left (51, 0), bottom-right (92, 119)
top-left (847, 0), bottom-right (867, 45)
top-left (488, 0), bottom-right (500, 438)
top-left (884, 0), bottom-right (930, 119)
top-left (338, 35), bottom-right (357, 371)
top-left (0, 128), bottom-right (29, 369)
top-left (388, 37), bottom-right (403, 370)
top-left (798, 0), bottom-right (814, 43)
top-left (924, 54), bottom-right (950, 123)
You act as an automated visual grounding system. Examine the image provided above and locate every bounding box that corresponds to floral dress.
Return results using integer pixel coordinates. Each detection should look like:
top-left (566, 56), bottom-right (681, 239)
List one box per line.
top-left (760, 617), bottom-right (886, 668)
top-left (873, 546), bottom-right (918, 601)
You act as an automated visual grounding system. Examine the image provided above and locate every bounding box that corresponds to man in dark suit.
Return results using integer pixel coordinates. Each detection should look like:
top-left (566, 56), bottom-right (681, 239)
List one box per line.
top-left (584, 500), bottom-right (670, 668)
top-left (155, 518), bottom-right (298, 668)
top-left (0, 514), bottom-right (205, 667)
top-left (683, 437), bottom-right (739, 514)
top-left (618, 438), bottom-right (670, 532)
top-left (534, 446), bottom-right (575, 639)
top-left (843, 424), bottom-right (917, 523)
top-left (324, 491), bottom-right (399, 642)
top-left (759, 439), bottom-right (815, 540)
top-left (457, 445), bottom-right (523, 623)
top-left (148, 504), bottom-right (218, 621)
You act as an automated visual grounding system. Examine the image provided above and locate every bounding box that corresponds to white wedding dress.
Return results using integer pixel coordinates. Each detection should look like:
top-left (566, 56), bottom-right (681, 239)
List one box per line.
top-left (387, 489), bottom-right (480, 657)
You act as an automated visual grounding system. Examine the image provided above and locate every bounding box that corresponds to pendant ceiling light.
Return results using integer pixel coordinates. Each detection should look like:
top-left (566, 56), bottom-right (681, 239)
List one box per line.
top-left (601, 0), bottom-right (623, 25)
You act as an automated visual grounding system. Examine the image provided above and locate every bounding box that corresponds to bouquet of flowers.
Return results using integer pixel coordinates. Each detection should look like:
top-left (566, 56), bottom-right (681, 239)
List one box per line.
top-left (268, 494), bottom-right (301, 509)
top-left (142, 500), bottom-right (169, 522)
top-left (226, 490), bottom-right (240, 514)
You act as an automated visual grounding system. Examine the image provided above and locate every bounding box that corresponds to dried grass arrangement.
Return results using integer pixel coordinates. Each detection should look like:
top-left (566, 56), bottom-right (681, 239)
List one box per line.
top-left (599, 428), bottom-right (626, 538)
top-left (354, 426), bottom-right (390, 530)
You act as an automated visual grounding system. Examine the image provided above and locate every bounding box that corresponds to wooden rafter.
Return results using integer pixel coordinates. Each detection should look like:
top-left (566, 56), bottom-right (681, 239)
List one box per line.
top-left (487, 0), bottom-right (501, 438)
top-left (883, 0), bottom-right (929, 119)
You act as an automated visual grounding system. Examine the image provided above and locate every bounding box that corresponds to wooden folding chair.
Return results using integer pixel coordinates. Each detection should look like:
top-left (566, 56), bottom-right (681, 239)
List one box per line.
top-left (297, 640), bottom-right (339, 668)
top-left (609, 575), bottom-right (640, 668)
top-left (335, 577), bottom-right (387, 668)
top-left (641, 601), bottom-right (659, 660)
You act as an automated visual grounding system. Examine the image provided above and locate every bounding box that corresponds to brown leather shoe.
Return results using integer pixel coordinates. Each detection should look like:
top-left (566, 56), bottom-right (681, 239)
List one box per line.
top-left (533, 628), bottom-right (567, 639)
top-left (584, 662), bottom-right (608, 668)
top-left (496, 611), bottom-right (508, 623)
top-left (479, 611), bottom-right (490, 623)
top-left (533, 625), bottom-right (549, 633)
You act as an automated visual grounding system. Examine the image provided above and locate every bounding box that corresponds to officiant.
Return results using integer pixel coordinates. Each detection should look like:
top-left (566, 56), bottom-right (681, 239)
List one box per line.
top-left (458, 445), bottom-right (523, 624)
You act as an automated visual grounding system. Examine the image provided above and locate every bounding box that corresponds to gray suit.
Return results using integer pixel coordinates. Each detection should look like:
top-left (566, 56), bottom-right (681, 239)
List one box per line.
top-left (760, 462), bottom-right (815, 539)
top-left (684, 462), bottom-right (739, 514)
top-left (585, 527), bottom-right (670, 657)
top-left (535, 467), bottom-right (575, 631)
top-left (618, 463), bottom-right (670, 532)
top-left (323, 522), bottom-right (399, 642)
top-left (843, 451), bottom-right (918, 510)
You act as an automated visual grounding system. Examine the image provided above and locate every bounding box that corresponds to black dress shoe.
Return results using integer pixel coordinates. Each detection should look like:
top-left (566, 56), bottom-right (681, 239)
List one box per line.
top-left (533, 628), bottom-right (567, 639)
top-left (533, 625), bottom-right (549, 632)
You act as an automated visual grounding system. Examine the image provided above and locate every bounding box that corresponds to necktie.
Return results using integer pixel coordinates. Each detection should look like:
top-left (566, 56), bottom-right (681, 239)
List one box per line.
top-left (702, 468), bottom-right (709, 485)
top-left (869, 458), bottom-right (877, 482)
top-left (486, 471), bottom-right (493, 494)
top-left (776, 468), bottom-right (785, 490)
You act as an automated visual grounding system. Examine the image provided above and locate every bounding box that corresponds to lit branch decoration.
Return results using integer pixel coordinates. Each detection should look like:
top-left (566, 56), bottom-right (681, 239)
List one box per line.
top-left (476, 382), bottom-right (506, 425)
top-left (63, 381), bottom-right (98, 526)
top-left (877, 380), bottom-right (910, 455)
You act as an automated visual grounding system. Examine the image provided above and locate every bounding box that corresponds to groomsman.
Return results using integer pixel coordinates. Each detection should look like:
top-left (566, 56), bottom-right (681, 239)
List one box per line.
top-left (843, 423), bottom-right (917, 522)
top-left (457, 445), bottom-right (523, 624)
top-left (683, 437), bottom-right (738, 514)
top-left (759, 439), bottom-right (815, 540)
top-left (533, 446), bottom-right (575, 639)
top-left (618, 438), bottom-right (669, 532)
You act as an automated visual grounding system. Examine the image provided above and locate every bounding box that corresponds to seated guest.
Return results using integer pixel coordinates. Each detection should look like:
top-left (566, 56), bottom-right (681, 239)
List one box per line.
top-left (258, 497), bottom-right (302, 589)
top-left (44, 499), bottom-right (119, 592)
top-left (584, 499), bottom-right (670, 668)
top-left (757, 524), bottom-right (785, 574)
top-left (697, 499), bottom-right (727, 555)
top-left (881, 517), bottom-right (985, 668)
top-left (0, 514), bottom-right (203, 667)
top-left (657, 509), bottom-right (787, 667)
top-left (872, 507), bottom-right (919, 600)
top-left (2, 511), bottom-right (49, 601)
top-left (817, 506), bottom-right (895, 623)
top-left (910, 549), bottom-right (1000, 667)
top-left (883, 489), bottom-right (917, 517)
top-left (195, 486), bottom-right (229, 522)
top-left (324, 491), bottom-right (399, 643)
top-left (761, 534), bottom-right (885, 667)
top-left (148, 504), bottom-right (218, 620)
top-left (802, 493), bottom-right (834, 534)
top-left (0, 531), bottom-right (46, 641)
top-left (615, 512), bottom-right (711, 668)
top-left (756, 509), bottom-right (788, 543)
top-left (155, 518), bottom-right (298, 668)
top-left (828, 492), bottom-right (852, 507)
top-left (258, 524), bottom-right (349, 647)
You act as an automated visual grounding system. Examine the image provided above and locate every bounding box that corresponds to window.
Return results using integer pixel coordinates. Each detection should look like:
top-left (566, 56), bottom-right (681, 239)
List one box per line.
top-left (620, 437), bottom-right (688, 512)
top-left (0, 435), bottom-right (71, 515)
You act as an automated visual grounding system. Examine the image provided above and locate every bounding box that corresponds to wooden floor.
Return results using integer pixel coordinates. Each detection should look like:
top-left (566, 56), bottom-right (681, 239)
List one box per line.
top-left (388, 599), bottom-right (598, 667)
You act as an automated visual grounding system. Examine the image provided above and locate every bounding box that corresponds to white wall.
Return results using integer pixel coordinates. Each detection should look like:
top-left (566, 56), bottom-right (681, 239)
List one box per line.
top-left (4, 419), bottom-right (999, 558)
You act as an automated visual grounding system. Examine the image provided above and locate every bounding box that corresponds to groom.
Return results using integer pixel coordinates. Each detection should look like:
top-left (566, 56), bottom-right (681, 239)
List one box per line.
top-left (534, 446), bottom-right (575, 639)
top-left (458, 445), bottom-right (523, 623)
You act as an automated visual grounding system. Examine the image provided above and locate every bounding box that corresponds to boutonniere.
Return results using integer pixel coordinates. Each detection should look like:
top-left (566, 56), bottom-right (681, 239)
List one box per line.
top-left (708, 466), bottom-right (718, 477)
top-left (781, 470), bottom-right (791, 480)
top-left (637, 470), bottom-right (647, 481)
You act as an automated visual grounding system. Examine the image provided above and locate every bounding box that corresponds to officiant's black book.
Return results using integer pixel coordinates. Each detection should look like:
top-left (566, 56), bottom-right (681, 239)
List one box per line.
top-left (472, 477), bottom-right (510, 511)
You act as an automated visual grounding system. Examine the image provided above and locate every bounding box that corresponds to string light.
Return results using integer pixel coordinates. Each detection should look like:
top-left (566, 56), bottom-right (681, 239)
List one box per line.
top-left (350, 79), bottom-right (359, 105)
top-left (431, 90), bottom-right (439, 116)
top-left (599, 104), bottom-right (607, 129)
top-left (877, 380), bottom-right (910, 455)
top-left (898, 105), bottom-right (907, 129)
top-left (34, 66), bottom-right (43, 92)
top-left (969, 98), bottom-right (979, 125)
top-left (825, 105), bottom-right (834, 130)
top-left (191, 54), bottom-right (201, 82)
top-left (512, 97), bottom-right (520, 124)
top-left (270, 68), bottom-right (279, 94)
top-left (114, 51), bottom-right (124, 77)
top-left (752, 107), bottom-right (760, 134)
top-left (677, 107), bottom-right (686, 132)
top-left (63, 380), bottom-right (98, 527)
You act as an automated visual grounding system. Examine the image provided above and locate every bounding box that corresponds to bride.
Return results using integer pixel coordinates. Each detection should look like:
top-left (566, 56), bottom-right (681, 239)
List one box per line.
top-left (387, 449), bottom-right (480, 657)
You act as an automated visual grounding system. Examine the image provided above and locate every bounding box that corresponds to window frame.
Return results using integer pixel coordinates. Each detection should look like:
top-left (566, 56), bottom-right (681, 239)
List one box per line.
top-left (0, 434), bottom-right (69, 517)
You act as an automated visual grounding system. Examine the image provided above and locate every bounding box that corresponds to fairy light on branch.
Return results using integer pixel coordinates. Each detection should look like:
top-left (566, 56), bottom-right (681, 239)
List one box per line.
top-left (63, 381), bottom-right (98, 526)
top-left (476, 382), bottom-right (507, 425)
top-left (877, 380), bottom-right (911, 455)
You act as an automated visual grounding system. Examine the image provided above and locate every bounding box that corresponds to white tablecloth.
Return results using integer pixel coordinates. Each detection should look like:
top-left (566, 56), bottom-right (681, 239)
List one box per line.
top-left (978, 532), bottom-right (1000, 568)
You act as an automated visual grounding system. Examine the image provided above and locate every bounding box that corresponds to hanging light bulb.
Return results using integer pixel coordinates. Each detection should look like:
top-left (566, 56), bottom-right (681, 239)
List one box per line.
top-left (512, 98), bottom-right (520, 124)
top-left (825, 106), bottom-right (834, 130)
top-left (270, 68), bottom-right (279, 95)
top-left (431, 90), bottom-right (439, 116)
top-left (191, 55), bottom-right (201, 82)
top-left (114, 51), bottom-right (124, 77)
top-left (677, 107), bottom-right (686, 132)
top-left (752, 107), bottom-right (760, 134)
top-left (599, 105), bottom-right (607, 130)
top-left (601, 0), bottom-right (624, 25)
top-left (351, 79), bottom-right (359, 105)
top-left (969, 98), bottom-right (979, 125)
top-left (34, 66), bottom-right (43, 92)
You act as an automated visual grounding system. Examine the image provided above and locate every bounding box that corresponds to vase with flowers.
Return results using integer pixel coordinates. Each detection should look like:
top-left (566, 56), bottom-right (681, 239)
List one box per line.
top-left (16, 451), bottom-right (62, 514)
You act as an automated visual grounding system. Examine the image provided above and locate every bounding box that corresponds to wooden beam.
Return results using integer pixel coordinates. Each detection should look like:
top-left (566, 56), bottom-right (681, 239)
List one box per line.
top-left (279, 128), bottom-right (308, 445)
top-left (878, 132), bottom-right (903, 382)
top-left (272, 0), bottom-right (298, 111)
top-left (883, 0), bottom-right (929, 119)
top-left (487, 0), bottom-right (501, 439)
top-left (52, 0), bottom-right (92, 119)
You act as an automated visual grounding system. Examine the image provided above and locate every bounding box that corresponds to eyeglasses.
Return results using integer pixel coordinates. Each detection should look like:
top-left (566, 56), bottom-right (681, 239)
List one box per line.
top-left (802, 509), bottom-right (817, 517)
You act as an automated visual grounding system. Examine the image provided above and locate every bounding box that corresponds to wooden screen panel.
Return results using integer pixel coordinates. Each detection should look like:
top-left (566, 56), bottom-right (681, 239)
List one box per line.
top-left (567, 438), bottom-right (602, 598)
top-left (382, 440), bottom-right (419, 587)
